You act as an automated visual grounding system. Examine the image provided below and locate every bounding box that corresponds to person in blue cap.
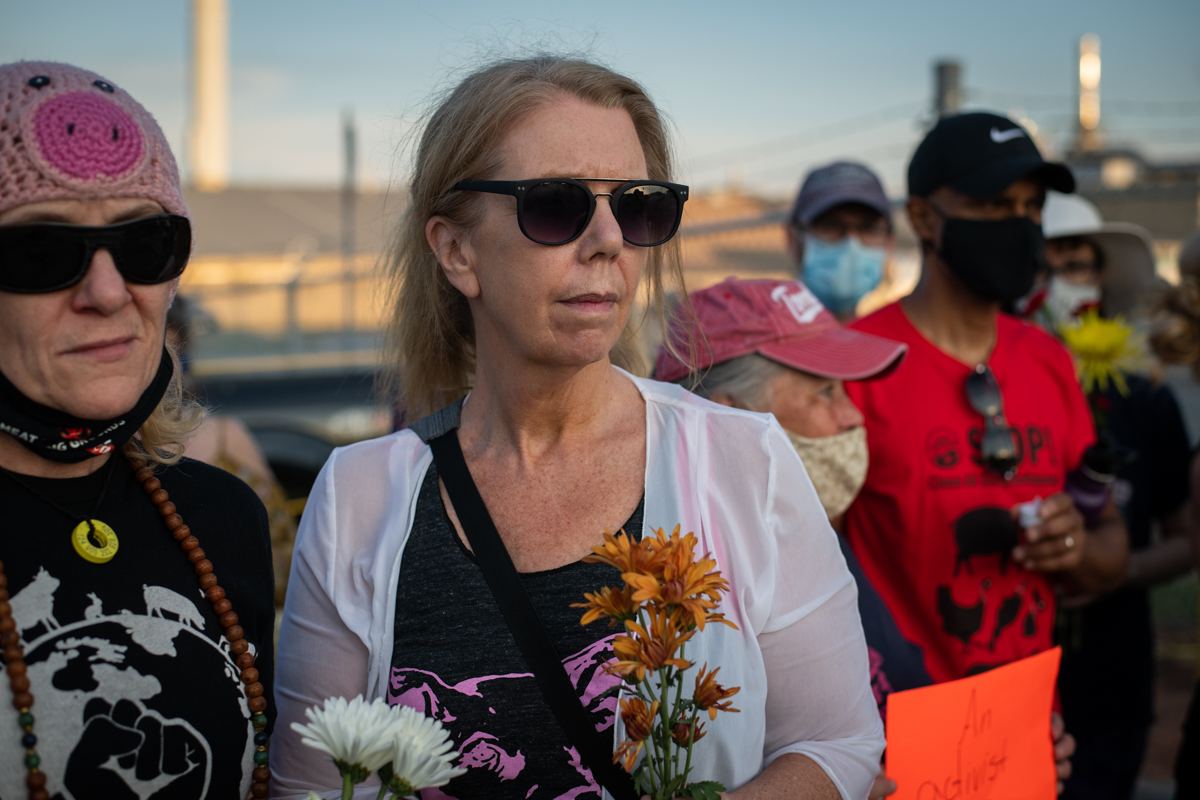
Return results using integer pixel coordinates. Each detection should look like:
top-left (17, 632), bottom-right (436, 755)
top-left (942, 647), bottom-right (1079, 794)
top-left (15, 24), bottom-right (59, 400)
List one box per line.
top-left (787, 161), bottom-right (894, 321)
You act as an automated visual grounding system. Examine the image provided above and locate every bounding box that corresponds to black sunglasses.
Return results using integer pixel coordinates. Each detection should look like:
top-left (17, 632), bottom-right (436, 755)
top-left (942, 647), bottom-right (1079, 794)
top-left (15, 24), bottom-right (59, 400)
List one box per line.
top-left (452, 178), bottom-right (689, 247)
top-left (965, 364), bottom-right (1019, 479)
top-left (0, 214), bottom-right (191, 294)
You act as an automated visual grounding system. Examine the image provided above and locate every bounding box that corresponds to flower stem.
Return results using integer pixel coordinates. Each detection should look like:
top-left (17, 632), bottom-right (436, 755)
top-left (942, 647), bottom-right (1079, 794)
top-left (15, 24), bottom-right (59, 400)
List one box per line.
top-left (684, 715), bottom-right (697, 781)
top-left (342, 772), bottom-right (355, 800)
top-left (657, 668), bottom-right (672, 799)
top-left (640, 679), bottom-right (667, 796)
top-left (671, 648), bottom-right (685, 787)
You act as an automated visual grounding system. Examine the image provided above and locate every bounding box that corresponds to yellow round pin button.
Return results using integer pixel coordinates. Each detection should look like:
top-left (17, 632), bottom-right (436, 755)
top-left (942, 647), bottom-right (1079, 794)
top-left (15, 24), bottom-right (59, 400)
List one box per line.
top-left (71, 520), bottom-right (118, 564)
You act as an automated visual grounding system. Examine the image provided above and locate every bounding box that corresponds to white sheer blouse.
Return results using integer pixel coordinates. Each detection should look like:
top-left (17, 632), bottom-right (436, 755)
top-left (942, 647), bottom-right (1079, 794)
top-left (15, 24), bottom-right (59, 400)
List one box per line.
top-left (271, 371), bottom-right (884, 799)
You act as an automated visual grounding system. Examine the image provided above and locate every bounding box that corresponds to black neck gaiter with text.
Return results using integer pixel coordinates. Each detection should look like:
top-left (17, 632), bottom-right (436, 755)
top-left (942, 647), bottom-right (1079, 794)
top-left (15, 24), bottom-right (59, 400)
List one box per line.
top-left (0, 348), bottom-right (173, 463)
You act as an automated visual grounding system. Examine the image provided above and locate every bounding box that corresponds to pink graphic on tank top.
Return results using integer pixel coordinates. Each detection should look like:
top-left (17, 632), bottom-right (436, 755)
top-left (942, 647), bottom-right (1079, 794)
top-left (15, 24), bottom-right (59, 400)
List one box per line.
top-left (457, 731), bottom-right (526, 779)
top-left (32, 92), bottom-right (145, 180)
top-left (388, 635), bottom-right (619, 799)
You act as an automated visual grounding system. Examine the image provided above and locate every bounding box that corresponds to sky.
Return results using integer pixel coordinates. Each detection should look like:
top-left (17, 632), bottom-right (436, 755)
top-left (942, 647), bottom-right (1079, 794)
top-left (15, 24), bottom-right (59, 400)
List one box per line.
top-left (3, 0), bottom-right (1199, 198)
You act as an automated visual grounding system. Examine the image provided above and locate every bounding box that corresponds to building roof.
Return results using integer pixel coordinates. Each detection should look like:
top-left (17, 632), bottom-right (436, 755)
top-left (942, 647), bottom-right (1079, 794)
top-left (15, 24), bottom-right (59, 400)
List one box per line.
top-left (183, 186), bottom-right (407, 256)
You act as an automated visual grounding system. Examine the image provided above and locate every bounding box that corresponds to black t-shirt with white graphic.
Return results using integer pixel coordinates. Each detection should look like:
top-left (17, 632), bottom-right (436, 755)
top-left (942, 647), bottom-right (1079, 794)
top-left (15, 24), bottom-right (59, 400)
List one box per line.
top-left (0, 454), bottom-right (275, 800)
top-left (1058, 377), bottom-right (1192, 729)
top-left (390, 462), bottom-right (643, 800)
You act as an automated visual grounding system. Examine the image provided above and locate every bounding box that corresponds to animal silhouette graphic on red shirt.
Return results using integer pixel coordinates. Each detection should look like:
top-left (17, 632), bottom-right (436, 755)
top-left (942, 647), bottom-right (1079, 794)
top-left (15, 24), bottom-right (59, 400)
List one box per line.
top-left (953, 507), bottom-right (1020, 577)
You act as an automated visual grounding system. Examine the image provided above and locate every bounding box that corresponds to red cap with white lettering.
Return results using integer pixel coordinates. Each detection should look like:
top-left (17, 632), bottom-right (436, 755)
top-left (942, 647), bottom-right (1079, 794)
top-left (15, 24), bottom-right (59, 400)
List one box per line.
top-left (655, 277), bottom-right (907, 382)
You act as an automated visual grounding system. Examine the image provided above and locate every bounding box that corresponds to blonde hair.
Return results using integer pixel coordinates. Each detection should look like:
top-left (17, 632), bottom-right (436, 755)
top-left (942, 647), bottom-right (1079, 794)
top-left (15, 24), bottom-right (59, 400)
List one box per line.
top-left (381, 55), bottom-right (686, 419)
top-left (1151, 276), bottom-right (1200, 381)
top-left (123, 345), bottom-right (206, 467)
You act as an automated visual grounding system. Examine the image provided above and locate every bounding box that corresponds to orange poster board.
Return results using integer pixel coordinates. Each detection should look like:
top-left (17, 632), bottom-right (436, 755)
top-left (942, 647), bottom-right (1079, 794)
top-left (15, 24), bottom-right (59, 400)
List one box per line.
top-left (885, 647), bottom-right (1061, 800)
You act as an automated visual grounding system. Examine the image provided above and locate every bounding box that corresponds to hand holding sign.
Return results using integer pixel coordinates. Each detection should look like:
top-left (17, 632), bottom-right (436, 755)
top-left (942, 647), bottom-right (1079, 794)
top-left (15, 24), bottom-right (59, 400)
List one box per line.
top-left (885, 648), bottom-right (1061, 799)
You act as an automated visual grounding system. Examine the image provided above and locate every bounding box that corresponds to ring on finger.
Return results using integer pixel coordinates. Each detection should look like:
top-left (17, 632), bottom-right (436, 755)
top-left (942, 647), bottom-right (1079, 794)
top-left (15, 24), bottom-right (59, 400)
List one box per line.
top-left (1064, 535), bottom-right (1076, 550)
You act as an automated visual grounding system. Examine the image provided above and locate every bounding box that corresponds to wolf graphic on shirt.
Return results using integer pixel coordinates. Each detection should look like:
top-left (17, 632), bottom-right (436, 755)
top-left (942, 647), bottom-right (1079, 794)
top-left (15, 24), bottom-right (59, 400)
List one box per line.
top-left (388, 635), bottom-right (620, 800)
top-left (0, 569), bottom-right (258, 800)
top-left (936, 507), bottom-right (1051, 672)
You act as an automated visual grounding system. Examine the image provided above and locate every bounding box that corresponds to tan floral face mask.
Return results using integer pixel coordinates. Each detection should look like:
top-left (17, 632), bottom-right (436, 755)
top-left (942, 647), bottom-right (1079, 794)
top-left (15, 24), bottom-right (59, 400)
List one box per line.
top-left (784, 426), bottom-right (868, 520)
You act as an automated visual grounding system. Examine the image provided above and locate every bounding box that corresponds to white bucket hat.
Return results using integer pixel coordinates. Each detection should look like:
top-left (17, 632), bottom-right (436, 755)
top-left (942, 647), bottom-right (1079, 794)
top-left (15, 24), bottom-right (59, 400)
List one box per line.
top-left (1042, 191), bottom-right (1160, 318)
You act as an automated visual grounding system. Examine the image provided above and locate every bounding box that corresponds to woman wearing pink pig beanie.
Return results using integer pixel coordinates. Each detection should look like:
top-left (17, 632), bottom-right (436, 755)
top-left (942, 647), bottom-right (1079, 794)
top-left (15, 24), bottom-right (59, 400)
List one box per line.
top-left (0, 61), bottom-right (275, 800)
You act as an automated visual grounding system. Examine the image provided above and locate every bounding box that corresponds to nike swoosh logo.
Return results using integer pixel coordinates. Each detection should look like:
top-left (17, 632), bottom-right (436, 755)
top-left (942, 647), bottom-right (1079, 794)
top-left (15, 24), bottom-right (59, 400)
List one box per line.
top-left (990, 127), bottom-right (1026, 143)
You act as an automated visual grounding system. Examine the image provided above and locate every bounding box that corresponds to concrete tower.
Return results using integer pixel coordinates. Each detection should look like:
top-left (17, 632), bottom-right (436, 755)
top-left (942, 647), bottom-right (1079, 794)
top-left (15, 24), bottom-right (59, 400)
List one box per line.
top-left (189, 0), bottom-right (230, 191)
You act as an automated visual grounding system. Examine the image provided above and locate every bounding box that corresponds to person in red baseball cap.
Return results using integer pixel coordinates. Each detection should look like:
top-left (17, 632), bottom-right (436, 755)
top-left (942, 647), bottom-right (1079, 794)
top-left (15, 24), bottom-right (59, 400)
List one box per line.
top-left (659, 275), bottom-right (1078, 799)
top-left (657, 276), bottom-right (906, 525)
top-left (660, 277), bottom-right (915, 800)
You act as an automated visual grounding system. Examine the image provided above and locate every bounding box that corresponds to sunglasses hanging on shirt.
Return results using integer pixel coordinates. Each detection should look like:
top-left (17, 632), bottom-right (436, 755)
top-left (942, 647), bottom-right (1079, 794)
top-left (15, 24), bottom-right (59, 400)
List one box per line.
top-left (0, 214), bottom-right (191, 294)
top-left (964, 364), bottom-right (1019, 479)
top-left (453, 178), bottom-right (688, 247)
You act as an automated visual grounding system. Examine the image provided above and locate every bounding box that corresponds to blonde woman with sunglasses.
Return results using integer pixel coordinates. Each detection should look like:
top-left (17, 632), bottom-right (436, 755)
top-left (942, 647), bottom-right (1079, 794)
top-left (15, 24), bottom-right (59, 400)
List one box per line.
top-left (273, 56), bottom-right (883, 800)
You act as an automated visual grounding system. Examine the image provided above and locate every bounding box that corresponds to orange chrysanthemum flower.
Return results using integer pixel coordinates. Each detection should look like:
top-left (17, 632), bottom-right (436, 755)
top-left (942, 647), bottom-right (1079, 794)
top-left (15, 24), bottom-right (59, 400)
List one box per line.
top-left (578, 523), bottom-right (743, 789)
top-left (572, 585), bottom-right (640, 627)
top-left (621, 697), bottom-right (658, 741)
top-left (614, 697), bottom-right (658, 772)
top-left (583, 529), bottom-right (665, 576)
top-left (671, 720), bottom-right (706, 746)
top-left (608, 609), bottom-right (694, 682)
top-left (613, 739), bottom-right (644, 773)
top-left (693, 663), bottom-right (740, 720)
top-left (621, 527), bottom-right (736, 633)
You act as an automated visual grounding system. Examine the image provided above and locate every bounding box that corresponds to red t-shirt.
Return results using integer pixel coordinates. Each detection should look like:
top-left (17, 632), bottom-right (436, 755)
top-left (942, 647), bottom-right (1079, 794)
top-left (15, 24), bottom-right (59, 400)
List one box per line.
top-left (844, 302), bottom-right (1094, 684)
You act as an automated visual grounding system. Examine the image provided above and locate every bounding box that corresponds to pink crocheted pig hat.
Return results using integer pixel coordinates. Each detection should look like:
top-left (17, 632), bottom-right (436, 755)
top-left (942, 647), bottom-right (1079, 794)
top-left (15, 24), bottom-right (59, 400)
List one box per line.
top-left (0, 61), bottom-right (187, 219)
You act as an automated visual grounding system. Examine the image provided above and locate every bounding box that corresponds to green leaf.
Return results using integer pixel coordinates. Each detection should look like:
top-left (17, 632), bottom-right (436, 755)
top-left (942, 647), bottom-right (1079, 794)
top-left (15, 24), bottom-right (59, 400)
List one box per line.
top-left (682, 781), bottom-right (727, 800)
top-left (634, 767), bottom-right (653, 796)
top-left (663, 774), bottom-right (687, 797)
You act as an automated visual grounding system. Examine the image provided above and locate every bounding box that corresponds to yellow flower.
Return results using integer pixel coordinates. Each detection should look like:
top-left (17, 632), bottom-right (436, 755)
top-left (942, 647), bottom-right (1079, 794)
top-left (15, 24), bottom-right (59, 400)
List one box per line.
top-left (1058, 310), bottom-right (1141, 395)
top-left (692, 663), bottom-right (740, 720)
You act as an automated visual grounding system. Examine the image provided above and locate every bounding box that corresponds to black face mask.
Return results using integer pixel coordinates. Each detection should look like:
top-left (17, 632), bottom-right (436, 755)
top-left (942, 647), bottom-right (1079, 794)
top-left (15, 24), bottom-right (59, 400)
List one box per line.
top-left (932, 215), bottom-right (1046, 304)
top-left (0, 348), bottom-right (174, 463)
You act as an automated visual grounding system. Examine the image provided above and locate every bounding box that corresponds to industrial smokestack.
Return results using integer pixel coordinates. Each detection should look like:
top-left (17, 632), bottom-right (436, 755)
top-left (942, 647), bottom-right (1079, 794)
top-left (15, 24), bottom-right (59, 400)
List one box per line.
top-left (934, 60), bottom-right (962, 119)
top-left (1075, 33), bottom-right (1102, 153)
top-left (189, 0), bottom-right (230, 191)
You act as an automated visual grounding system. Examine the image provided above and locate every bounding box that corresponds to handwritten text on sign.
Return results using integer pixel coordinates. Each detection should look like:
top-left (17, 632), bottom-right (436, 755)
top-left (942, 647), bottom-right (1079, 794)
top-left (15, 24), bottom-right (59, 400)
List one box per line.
top-left (886, 648), bottom-right (1061, 800)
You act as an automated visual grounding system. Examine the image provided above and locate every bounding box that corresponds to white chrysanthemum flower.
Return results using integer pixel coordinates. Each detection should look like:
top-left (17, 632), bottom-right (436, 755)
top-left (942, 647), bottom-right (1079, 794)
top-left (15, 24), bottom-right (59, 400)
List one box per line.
top-left (385, 705), bottom-right (467, 796)
top-left (291, 696), bottom-right (399, 778)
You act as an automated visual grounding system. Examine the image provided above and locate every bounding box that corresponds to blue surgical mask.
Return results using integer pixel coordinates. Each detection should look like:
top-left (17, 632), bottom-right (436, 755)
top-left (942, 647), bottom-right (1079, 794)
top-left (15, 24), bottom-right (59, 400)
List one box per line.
top-left (801, 236), bottom-right (886, 314)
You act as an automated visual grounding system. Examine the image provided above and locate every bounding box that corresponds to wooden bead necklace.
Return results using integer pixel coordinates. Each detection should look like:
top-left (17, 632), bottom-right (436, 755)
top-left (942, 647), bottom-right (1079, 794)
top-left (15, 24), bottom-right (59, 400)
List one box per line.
top-left (0, 455), bottom-right (271, 800)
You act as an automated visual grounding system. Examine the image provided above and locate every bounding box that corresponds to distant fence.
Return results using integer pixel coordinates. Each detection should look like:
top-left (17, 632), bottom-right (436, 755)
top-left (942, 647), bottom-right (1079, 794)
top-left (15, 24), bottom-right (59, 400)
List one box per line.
top-left (180, 252), bottom-right (387, 335)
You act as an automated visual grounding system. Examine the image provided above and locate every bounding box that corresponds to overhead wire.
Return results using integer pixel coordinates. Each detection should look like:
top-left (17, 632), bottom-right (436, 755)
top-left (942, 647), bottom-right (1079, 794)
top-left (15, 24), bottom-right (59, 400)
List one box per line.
top-left (685, 88), bottom-right (1198, 187)
top-left (687, 100), bottom-right (924, 173)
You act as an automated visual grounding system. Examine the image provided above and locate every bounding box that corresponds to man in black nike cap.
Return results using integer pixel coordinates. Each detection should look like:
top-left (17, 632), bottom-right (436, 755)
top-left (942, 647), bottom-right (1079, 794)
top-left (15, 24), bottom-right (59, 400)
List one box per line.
top-left (841, 113), bottom-right (1130, 795)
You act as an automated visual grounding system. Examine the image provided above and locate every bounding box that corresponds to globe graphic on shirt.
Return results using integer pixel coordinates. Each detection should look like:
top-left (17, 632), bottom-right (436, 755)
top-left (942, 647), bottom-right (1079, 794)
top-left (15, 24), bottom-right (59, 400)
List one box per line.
top-left (0, 571), bottom-right (255, 800)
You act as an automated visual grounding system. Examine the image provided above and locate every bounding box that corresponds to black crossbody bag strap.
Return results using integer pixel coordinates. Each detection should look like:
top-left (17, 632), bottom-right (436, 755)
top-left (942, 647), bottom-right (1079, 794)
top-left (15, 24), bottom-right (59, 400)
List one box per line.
top-left (428, 431), bottom-right (638, 800)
